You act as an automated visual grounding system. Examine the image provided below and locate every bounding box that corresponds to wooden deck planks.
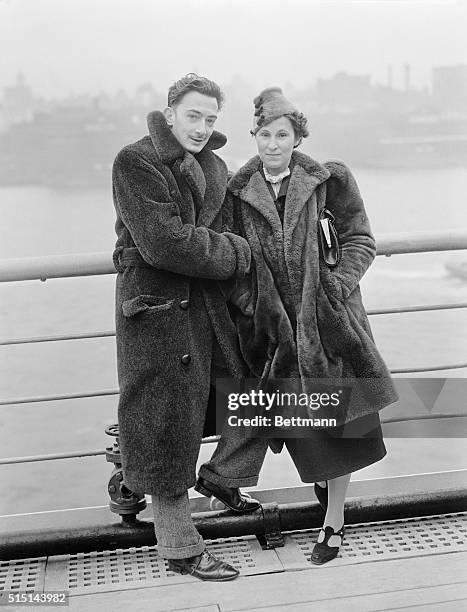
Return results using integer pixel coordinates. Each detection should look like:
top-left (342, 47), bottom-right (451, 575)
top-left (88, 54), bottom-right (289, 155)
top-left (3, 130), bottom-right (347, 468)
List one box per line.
top-left (67, 551), bottom-right (467, 612)
top-left (248, 582), bottom-right (467, 611)
top-left (390, 601), bottom-right (467, 611)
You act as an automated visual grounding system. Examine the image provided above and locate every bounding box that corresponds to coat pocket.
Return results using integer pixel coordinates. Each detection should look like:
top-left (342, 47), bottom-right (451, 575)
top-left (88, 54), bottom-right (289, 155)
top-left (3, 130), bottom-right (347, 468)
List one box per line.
top-left (122, 295), bottom-right (175, 318)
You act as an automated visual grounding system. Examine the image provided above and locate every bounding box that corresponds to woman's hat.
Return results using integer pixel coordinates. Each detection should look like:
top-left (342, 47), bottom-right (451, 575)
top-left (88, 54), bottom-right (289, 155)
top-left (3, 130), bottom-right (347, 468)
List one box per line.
top-left (251, 87), bottom-right (309, 139)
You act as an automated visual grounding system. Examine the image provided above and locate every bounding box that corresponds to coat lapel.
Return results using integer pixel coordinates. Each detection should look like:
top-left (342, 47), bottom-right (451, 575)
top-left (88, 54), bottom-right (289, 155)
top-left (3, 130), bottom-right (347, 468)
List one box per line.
top-left (283, 162), bottom-right (328, 245)
top-left (240, 173), bottom-right (283, 238)
top-left (146, 110), bottom-right (228, 229)
top-left (195, 147), bottom-right (228, 228)
top-left (229, 156), bottom-right (283, 240)
top-left (179, 153), bottom-right (206, 203)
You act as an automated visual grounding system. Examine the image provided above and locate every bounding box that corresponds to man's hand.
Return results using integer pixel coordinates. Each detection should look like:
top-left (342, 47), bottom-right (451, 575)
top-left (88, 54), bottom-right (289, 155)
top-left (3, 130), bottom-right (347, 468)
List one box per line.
top-left (230, 286), bottom-right (254, 317)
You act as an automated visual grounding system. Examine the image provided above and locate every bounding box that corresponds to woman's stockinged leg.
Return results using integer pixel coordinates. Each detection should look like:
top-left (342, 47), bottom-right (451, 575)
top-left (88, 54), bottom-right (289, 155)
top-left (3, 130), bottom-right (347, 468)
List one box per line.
top-left (317, 473), bottom-right (351, 547)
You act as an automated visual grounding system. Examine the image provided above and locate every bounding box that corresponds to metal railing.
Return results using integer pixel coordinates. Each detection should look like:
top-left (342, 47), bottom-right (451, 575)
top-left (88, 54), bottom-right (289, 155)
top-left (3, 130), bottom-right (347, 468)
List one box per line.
top-left (1, 230), bottom-right (466, 467)
top-left (1, 230), bottom-right (467, 283)
top-left (2, 302), bottom-right (467, 347)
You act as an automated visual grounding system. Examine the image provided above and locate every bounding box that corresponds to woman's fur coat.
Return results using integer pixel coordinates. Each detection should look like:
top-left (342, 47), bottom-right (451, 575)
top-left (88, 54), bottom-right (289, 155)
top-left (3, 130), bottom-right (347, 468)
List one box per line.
top-left (225, 151), bottom-right (398, 429)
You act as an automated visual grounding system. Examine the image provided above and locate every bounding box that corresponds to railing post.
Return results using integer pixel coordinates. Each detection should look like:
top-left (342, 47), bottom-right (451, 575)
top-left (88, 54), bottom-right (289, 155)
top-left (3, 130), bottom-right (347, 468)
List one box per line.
top-left (105, 424), bottom-right (146, 523)
top-left (257, 502), bottom-right (285, 549)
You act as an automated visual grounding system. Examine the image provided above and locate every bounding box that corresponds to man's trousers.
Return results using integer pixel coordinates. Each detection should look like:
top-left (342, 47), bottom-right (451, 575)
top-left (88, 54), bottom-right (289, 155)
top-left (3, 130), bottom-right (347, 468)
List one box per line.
top-left (152, 339), bottom-right (268, 559)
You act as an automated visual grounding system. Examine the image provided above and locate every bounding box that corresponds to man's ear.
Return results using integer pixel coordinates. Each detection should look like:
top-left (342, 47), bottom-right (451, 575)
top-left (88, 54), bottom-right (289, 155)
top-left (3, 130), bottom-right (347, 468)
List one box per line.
top-left (163, 106), bottom-right (175, 127)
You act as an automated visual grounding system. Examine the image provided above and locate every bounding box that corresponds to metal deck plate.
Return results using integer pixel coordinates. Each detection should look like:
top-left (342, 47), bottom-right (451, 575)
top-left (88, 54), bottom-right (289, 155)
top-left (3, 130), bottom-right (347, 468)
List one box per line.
top-left (0, 557), bottom-right (46, 593)
top-left (276, 512), bottom-right (467, 570)
top-left (44, 535), bottom-right (282, 596)
top-left (2, 513), bottom-right (466, 598)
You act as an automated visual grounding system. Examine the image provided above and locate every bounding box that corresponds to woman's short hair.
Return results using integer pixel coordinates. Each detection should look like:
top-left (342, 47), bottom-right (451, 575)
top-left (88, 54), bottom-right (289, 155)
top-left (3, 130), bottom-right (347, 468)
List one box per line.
top-left (167, 73), bottom-right (224, 109)
top-left (282, 112), bottom-right (309, 146)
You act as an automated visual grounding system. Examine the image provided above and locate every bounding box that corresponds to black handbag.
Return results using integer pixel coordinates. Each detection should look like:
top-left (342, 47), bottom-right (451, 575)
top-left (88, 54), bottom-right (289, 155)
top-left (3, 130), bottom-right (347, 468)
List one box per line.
top-left (318, 206), bottom-right (340, 267)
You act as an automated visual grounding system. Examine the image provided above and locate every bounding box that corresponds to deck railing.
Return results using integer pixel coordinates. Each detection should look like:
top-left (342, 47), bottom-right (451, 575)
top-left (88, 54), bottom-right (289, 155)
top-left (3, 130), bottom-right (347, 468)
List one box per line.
top-left (0, 230), bottom-right (466, 467)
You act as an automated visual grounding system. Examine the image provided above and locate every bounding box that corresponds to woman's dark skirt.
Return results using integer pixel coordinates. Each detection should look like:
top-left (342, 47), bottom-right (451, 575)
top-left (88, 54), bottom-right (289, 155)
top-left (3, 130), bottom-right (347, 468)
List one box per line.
top-left (282, 412), bottom-right (386, 482)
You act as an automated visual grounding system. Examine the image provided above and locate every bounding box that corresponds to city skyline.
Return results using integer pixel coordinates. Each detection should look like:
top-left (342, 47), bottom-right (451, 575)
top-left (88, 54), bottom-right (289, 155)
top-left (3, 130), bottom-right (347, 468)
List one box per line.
top-left (1, 0), bottom-right (466, 98)
top-left (3, 60), bottom-right (467, 107)
top-left (0, 62), bottom-right (450, 102)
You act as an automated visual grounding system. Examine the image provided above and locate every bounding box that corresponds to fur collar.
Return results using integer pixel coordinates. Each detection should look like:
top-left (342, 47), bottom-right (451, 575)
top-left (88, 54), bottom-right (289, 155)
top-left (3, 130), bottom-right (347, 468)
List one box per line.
top-left (228, 151), bottom-right (329, 195)
top-left (147, 110), bottom-right (227, 164)
top-left (228, 151), bottom-right (330, 240)
top-left (146, 110), bottom-right (228, 229)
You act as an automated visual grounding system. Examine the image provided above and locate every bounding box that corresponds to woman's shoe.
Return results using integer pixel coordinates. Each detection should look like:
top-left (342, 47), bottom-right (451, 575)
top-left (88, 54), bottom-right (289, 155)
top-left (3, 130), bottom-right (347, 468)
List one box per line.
top-left (310, 524), bottom-right (345, 565)
top-left (314, 482), bottom-right (328, 513)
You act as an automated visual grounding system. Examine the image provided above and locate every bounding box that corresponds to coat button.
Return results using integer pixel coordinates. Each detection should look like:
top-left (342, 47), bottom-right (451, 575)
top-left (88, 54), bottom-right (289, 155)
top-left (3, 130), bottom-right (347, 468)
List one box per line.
top-left (179, 299), bottom-right (189, 310)
top-left (181, 354), bottom-right (191, 365)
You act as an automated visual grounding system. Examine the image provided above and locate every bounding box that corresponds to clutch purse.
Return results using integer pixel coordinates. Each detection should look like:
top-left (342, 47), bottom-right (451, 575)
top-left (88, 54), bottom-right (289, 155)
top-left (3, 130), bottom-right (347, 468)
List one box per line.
top-left (318, 207), bottom-right (340, 267)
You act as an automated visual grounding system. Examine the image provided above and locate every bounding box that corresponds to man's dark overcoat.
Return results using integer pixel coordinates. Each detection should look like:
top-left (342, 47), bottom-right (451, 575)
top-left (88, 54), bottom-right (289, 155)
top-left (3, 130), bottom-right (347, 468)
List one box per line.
top-left (112, 111), bottom-right (251, 496)
top-left (226, 151), bottom-right (398, 434)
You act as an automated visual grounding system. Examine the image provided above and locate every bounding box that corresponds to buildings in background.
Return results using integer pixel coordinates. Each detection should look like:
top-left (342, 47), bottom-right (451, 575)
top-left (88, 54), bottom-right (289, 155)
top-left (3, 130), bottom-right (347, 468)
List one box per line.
top-left (433, 65), bottom-right (467, 112)
top-left (0, 64), bottom-right (466, 186)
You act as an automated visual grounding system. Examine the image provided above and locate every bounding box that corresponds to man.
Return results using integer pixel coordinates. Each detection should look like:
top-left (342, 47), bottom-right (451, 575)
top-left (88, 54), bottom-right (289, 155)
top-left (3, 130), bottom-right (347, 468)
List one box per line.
top-left (112, 74), bottom-right (267, 581)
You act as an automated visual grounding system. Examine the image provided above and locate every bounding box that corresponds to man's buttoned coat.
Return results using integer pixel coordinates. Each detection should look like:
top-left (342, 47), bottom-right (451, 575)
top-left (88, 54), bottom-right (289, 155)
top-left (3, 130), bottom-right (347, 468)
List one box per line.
top-left (112, 111), bottom-right (250, 496)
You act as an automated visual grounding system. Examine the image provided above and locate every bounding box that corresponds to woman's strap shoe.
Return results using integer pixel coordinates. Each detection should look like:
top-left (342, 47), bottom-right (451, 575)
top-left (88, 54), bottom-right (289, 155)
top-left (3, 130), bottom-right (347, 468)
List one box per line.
top-left (311, 525), bottom-right (345, 565)
top-left (195, 477), bottom-right (261, 513)
top-left (168, 550), bottom-right (239, 581)
top-left (314, 482), bottom-right (328, 513)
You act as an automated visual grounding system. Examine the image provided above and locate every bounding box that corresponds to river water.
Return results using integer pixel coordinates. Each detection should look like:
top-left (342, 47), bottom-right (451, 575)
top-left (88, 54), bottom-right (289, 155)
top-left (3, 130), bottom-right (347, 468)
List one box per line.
top-left (1, 167), bottom-right (467, 515)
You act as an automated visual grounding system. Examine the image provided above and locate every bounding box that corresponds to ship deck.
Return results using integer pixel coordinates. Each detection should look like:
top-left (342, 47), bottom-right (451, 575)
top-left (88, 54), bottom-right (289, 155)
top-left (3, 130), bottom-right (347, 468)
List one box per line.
top-left (2, 509), bottom-right (466, 611)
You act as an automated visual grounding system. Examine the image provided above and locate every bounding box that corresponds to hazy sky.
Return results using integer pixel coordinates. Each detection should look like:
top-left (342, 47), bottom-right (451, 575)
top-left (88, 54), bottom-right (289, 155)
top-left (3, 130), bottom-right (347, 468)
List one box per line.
top-left (0, 0), bottom-right (466, 98)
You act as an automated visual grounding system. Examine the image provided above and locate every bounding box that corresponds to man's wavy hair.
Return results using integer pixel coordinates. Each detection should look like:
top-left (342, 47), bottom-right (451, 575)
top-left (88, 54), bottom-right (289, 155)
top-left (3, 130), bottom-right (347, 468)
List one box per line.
top-left (167, 73), bottom-right (224, 109)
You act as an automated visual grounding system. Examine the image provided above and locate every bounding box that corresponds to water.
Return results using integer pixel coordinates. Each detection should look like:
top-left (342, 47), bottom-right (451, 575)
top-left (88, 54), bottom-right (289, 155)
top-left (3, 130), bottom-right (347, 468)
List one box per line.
top-left (1, 167), bottom-right (467, 516)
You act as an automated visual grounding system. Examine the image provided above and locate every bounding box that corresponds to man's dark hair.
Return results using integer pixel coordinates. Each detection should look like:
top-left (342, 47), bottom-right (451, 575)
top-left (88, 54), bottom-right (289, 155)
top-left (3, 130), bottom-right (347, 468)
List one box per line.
top-left (168, 73), bottom-right (224, 109)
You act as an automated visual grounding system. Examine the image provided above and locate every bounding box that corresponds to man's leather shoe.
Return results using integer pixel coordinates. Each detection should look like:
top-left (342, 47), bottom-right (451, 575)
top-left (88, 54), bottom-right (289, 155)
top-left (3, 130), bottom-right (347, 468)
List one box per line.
top-left (168, 550), bottom-right (239, 581)
top-left (195, 477), bottom-right (261, 513)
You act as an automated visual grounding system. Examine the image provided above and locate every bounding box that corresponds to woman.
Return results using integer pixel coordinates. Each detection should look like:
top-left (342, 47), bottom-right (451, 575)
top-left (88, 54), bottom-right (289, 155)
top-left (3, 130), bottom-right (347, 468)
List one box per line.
top-left (225, 88), bottom-right (398, 564)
